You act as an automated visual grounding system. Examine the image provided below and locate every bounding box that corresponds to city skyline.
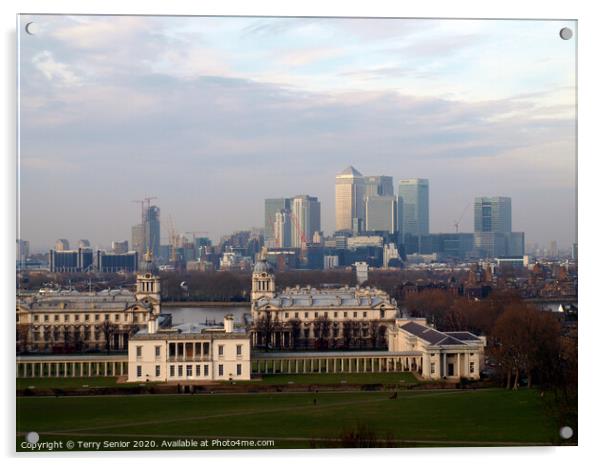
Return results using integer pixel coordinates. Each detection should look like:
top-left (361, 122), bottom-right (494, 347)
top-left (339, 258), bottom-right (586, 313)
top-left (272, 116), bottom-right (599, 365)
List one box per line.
top-left (18, 16), bottom-right (576, 251)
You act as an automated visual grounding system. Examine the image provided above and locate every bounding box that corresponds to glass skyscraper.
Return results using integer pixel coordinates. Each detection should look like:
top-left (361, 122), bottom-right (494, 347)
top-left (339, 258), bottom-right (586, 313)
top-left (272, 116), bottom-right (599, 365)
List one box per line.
top-left (474, 196), bottom-right (512, 233)
top-left (397, 179), bottom-right (429, 238)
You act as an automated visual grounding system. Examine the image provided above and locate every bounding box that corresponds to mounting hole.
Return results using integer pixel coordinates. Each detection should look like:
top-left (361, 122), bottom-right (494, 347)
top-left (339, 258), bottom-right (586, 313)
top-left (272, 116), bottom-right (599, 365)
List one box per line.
top-left (559, 426), bottom-right (574, 439)
top-left (25, 431), bottom-right (39, 444)
top-left (559, 27), bottom-right (573, 40)
top-left (25, 22), bottom-right (39, 35)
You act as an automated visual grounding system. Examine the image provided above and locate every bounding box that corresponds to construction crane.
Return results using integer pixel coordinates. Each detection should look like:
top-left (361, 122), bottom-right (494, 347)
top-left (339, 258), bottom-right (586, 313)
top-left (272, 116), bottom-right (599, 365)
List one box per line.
top-left (166, 215), bottom-right (180, 264)
top-left (453, 203), bottom-right (471, 233)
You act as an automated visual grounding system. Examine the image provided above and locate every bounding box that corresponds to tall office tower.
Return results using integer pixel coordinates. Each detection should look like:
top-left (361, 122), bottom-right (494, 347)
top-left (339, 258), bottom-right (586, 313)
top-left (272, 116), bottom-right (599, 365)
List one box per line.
top-left (145, 205), bottom-right (161, 259)
top-left (55, 239), bottom-right (70, 251)
top-left (291, 195), bottom-right (321, 248)
top-left (365, 196), bottom-right (397, 233)
top-left (473, 196), bottom-right (520, 258)
top-left (474, 197), bottom-right (512, 233)
top-left (273, 210), bottom-right (292, 248)
top-left (131, 224), bottom-right (146, 258)
top-left (397, 179), bottom-right (429, 238)
top-left (264, 198), bottom-right (291, 242)
top-left (364, 175), bottom-right (394, 197)
top-left (335, 166), bottom-right (365, 232)
top-left (78, 239), bottom-right (91, 249)
top-left (112, 240), bottom-right (129, 254)
top-left (549, 240), bottom-right (559, 258)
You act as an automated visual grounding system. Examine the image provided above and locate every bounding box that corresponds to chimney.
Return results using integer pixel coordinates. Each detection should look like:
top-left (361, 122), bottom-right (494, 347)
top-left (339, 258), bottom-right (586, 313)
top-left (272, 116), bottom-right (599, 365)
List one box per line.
top-left (224, 314), bottom-right (234, 333)
top-left (148, 317), bottom-right (157, 334)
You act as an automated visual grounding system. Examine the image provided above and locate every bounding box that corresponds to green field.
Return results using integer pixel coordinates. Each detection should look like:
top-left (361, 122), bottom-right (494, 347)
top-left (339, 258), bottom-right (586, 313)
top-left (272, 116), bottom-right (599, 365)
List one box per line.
top-left (17, 377), bottom-right (131, 390)
top-left (16, 389), bottom-right (571, 450)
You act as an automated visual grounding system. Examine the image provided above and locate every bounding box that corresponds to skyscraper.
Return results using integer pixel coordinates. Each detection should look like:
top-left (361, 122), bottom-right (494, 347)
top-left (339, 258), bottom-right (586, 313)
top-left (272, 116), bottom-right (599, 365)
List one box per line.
top-left (365, 196), bottom-right (397, 233)
top-left (145, 205), bottom-right (161, 259)
top-left (265, 198), bottom-right (291, 243)
top-left (474, 197), bottom-right (512, 233)
top-left (55, 239), bottom-right (70, 251)
top-left (273, 210), bottom-right (292, 248)
top-left (131, 224), bottom-right (146, 258)
top-left (473, 197), bottom-right (524, 258)
top-left (364, 176), bottom-right (394, 197)
top-left (335, 166), bottom-right (365, 232)
top-left (397, 179), bottom-right (429, 238)
top-left (291, 195), bottom-right (321, 248)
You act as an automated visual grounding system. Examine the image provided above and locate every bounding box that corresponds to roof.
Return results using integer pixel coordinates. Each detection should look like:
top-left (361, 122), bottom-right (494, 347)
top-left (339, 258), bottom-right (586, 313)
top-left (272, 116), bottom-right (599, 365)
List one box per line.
top-left (337, 166), bottom-right (363, 178)
top-left (132, 322), bottom-right (248, 340)
top-left (255, 286), bottom-right (397, 310)
top-left (254, 350), bottom-right (422, 359)
top-left (16, 289), bottom-right (151, 312)
top-left (445, 331), bottom-right (482, 342)
top-left (400, 321), bottom-right (468, 346)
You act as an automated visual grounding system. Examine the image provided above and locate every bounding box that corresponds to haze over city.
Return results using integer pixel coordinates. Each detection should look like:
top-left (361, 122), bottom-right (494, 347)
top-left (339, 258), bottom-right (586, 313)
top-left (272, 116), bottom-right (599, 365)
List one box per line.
top-left (18, 15), bottom-right (576, 252)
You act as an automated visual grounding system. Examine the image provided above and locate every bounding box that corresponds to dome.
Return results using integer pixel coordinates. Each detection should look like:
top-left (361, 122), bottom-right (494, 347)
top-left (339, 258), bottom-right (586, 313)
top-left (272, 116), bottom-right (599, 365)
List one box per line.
top-left (253, 260), bottom-right (273, 274)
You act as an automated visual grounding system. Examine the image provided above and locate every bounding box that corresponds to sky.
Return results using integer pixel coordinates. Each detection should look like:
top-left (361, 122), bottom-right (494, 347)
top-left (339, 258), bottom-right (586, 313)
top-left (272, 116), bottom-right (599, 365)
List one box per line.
top-left (18, 15), bottom-right (577, 252)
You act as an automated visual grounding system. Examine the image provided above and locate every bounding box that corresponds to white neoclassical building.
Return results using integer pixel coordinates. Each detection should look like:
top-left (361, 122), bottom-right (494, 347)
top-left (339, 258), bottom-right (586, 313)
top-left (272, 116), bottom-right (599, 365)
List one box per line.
top-left (387, 318), bottom-right (486, 380)
top-left (127, 315), bottom-right (251, 383)
top-left (251, 260), bottom-right (399, 350)
top-left (16, 256), bottom-right (162, 353)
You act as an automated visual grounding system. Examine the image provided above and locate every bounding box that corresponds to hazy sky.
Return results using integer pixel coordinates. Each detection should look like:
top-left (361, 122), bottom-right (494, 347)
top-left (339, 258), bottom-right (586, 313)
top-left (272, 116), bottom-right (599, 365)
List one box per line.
top-left (18, 15), bottom-right (576, 252)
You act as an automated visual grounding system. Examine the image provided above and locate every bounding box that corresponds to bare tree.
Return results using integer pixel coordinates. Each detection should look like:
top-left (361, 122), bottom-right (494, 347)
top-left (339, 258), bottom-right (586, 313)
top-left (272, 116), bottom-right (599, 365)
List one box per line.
top-left (101, 320), bottom-right (118, 354)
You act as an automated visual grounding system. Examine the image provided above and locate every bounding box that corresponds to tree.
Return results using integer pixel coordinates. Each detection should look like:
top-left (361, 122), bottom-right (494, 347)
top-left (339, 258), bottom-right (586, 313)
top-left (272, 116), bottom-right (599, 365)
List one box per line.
top-left (289, 319), bottom-right (302, 350)
top-left (101, 320), bottom-right (118, 354)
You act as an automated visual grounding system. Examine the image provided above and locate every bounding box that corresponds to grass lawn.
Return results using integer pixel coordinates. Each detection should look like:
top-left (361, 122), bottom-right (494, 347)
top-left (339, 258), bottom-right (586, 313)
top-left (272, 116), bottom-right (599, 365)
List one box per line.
top-left (245, 372), bottom-right (418, 385)
top-left (16, 377), bottom-right (149, 390)
top-left (16, 388), bottom-right (570, 450)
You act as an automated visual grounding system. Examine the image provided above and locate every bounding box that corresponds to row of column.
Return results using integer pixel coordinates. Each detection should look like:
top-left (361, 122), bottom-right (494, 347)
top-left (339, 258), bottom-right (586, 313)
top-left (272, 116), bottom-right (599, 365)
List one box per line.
top-left (17, 361), bottom-right (128, 378)
top-left (253, 356), bottom-right (420, 375)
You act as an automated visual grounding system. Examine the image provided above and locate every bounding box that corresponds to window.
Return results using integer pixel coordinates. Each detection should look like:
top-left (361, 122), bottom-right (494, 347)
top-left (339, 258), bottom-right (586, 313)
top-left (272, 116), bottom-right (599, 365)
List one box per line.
top-left (285, 312), bottom-right (289, 318)
top-left (178, 365), bottom-right (183, 377)
top-left (431, 363), bottom-right (436, 374)
top-left (304, 312), bottom-right (308, 318)
top-left (344, 312), bottom-right (347, 318)
top-left (236, 345), bottom-right (242, 356)
top-left (95, 314), bottom-right (100, 321)
top-left (136, 366), bottom-right (142, 377)
top-left (470, 362), bottom-right (475, 374)
top-left (314, 312), bottom-right (318, 318)
top-left (155, 365), bottom-right (160, 377)
top-left (169, 365), bottom-right (175, 377)
top-left (353, 312), bottom-right (357, 318)
top-left (136, 346), bottom-right (142, 358)
top-left (75, 314), bottom-right (80, 321)
top-left (196, 365), bottom-right (201, 376)
top-left (204, 365), bottom-right (209, 376)
top-left (218, 364), bottom-right (224, 376)
top-left (186, 365), bottom-right (192, 377)
top-left (237, 364), bottom-right (242, 376)
top-left (104, 314), bottom-right (109, 321)
top-left (44, 315), bottom-right (49, 322)
top-left (34, 315), bottom-right (39, 322)
top-left (334, 312), bottom-right (338, 318)
top-left (64, 315), bottom-right (69, 322)
top-left (218, 345), bottom-right (224, 356)
top-left (363, 312), bottom-right (367, 318)
top-left (203, 342), bottom-right (210, 355)
top-left (295, 312), bottom-right (299, 318)
top-left (324, 311), bottom-right (328, 317)
top-left (115, 314), bottom-right (120, 321)
top-left (85, 314), bottom-right (89, 321)
top-left (155, 346), bottom-right (161, 357)
top-left (54, 315), bottom-right (59, 322)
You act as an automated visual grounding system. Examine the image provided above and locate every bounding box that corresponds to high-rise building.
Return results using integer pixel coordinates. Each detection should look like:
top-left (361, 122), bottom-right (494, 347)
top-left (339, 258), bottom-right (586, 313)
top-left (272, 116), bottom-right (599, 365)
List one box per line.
top-left (145, 205), bottom-right (160, 259)
top-left (473, 197), bottom-right (524, 258)
top-left (291, 195), bottom-right (321, 248)
top-left (264, 198), bottom-right (291, 243)
top-left (273, 210), bottom-right (292, 248)
top-left (364, 175), bottom-right (394, 197)
top-left (335, 166), bottom-right (365, 232)
top-left (365, 195), bottom-right (397, 233)
top-left (474, 197), bottom-right (512, 233)
top-left (397, 179), bottom-right (429, 238)
top-left (131, 224), bottom-right (146, 258)
top-left (49, 248), bottom-right (94, 272)
top-left (112, 240), bottom-right (129, 254)
top-left (55, 239), bottom-right (70, 251)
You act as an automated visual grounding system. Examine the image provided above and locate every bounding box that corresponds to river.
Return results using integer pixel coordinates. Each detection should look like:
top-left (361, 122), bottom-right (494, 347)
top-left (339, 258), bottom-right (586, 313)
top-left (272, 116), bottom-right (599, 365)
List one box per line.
top-left (162, 305), bottom-right (251, 326)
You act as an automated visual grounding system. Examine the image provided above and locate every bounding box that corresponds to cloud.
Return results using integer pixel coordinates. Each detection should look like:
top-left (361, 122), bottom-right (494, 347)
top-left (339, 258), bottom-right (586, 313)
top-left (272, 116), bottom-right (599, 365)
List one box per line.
top-left (31, 51), bottom-right (81, 86)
